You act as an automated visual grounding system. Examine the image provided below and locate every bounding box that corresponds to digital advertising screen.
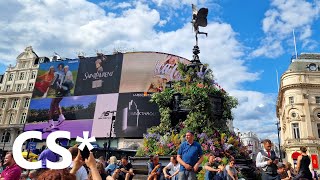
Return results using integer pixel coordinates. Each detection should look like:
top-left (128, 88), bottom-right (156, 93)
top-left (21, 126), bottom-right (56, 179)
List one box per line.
top-left (25, 95), bottom-right (96, 138)
top-left (74, 54), bottom-right (123, 96)
top-left (33, 60), bottom-right (79, 99)
top-left (119, 52), bottom-right (189, 93)
top-left (114, 92), bottom-right (161, 137)
top-left (24, 52), bottom-right (190, 138)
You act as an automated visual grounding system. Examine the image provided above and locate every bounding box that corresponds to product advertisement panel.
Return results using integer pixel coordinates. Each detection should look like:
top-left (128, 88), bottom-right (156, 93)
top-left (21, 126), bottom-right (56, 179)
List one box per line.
top-left (74, 54), bottom-right (123, 96)
top-left (91, 93), bottom-right (119, 138)
top-left (119, 52), bottom-right (190, 93)
top-left (24, 95), bottom-right (96, 138)
top-left (114, 92), bottom-right (161, 137)
top-left (33, 60), bottom-right (79, 99)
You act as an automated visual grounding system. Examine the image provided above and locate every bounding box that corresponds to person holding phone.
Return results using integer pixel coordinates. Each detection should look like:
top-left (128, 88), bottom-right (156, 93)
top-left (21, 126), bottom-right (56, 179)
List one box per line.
top-left (256, 139), bottom-right (280, 180)
top-left (69, 147), bottom-right (88, 180)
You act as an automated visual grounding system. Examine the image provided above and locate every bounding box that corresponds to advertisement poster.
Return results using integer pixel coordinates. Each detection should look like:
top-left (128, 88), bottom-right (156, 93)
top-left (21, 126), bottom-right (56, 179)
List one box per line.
top-left (114, 92), bottom-right (160, 137)
top-left (91, 94), bottom-right (119, 138)
top-left (311, 154), bottom-right (319, 169)
top-left (33, 60), bottom-right (79, 99)
top-left (119, 52), bottom-right (190, 93)
top-left (24, 95), bottom-right (96, 138)
top-left (74, 54), bottom-right (123, 96)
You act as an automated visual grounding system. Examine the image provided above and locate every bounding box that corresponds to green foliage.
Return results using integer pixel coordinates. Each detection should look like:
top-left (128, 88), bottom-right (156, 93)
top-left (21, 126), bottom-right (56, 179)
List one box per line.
top-left (138, 62), bottom-right (242, 159)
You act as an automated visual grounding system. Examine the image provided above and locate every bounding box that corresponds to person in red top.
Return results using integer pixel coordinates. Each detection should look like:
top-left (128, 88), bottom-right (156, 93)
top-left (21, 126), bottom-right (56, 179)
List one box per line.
top-left (34, 65), bottom-right (55, 97)
top-left (0, 152), bottom-right (22, 180)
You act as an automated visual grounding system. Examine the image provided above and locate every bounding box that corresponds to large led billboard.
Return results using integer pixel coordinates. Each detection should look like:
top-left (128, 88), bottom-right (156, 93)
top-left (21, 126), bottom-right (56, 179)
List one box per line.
top-left (24, 52), bottom-right (189, 138)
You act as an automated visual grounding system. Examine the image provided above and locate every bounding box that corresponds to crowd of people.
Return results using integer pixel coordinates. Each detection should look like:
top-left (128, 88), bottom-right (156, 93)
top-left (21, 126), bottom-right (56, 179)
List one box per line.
top-left (0, 145), bottom-right (136, 180)
top-left (256, 139), bottom-right (318, 180)
top-left (0, 132), bottom-right (318, 180)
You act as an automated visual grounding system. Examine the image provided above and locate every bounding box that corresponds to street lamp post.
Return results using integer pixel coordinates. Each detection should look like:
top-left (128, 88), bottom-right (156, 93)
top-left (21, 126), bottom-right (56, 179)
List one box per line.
top-left (106, 111), bottom-right (116, 160)
top-left (276, 121), bottom-right (282, 162)
top-left (1, 130), bottom-right (8, 156)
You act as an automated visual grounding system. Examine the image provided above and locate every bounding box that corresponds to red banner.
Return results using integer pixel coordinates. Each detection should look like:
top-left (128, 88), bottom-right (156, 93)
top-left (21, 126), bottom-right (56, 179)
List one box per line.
top-left (311, 154), bottom-right (319, 169)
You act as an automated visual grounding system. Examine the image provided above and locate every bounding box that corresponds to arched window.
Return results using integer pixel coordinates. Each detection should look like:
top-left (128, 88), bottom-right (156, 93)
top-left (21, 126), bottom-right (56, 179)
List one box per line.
top-left (1, 131), bottom-right (11, 143)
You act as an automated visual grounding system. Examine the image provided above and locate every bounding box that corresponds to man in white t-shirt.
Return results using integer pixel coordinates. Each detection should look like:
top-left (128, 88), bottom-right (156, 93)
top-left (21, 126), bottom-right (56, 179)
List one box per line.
top-left (69, 147), bottom-right (88, 180)
top-left (163, 155), bottom-right (180, 180)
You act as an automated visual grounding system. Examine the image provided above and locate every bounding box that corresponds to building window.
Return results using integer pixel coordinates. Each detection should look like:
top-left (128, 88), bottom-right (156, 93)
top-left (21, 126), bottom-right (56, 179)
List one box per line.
top-left (11, 98), bottom-right (18, 108)
top-left (9, 113), bottom-right (15, 124)
top-left (19, 72), bottom-right (25, 80)
top-left (1, 131), bottom-right (11, 143)
top-left (1, 100), bottom-right (6, 109)
top-left (8, 73), bottom-right (14, 81)
top-left (24, 98), bottom-right (30, 108)
top-left (16, 84), bottom-right (22, 92)
top-left (20, 112), bottom-right (27, 124)
top-left (5, 85), bottom-right (10, 92)
top-left (291, 112), bottom-right (297, 118)
top-left (316, 96), bottom-right (320, 104)
top-left (31, 71), bottom-right (37, 79)
top-left (28, 83), bottom-right (34, 91)
top-left (318, 124), bottom-right (320, 138)
top-left (21, 62), bottom-right (26, 68)
top-left (292, 123), bottom-right (300, 139)
top-left (289, 96), bottom-right (294, 104)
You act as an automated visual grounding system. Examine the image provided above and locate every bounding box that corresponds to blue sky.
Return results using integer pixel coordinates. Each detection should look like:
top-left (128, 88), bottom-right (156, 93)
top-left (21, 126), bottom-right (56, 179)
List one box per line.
top-left (0, 0), bottom-right (319, 142)
top-left (30, 95), bottom-right (97, 110)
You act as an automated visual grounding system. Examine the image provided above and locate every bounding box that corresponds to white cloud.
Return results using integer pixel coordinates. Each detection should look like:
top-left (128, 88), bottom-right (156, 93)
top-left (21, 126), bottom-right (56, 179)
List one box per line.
top-left (252, 0), bottom-right (320, 58)
top-left (99, 1), bottom-right (131, 9)
top-left (151, 0), bottom-right (209, 8)
top-left (0, 0), bottom-right (273, 141)
top-left (231, 90), bottom-right (278, 142)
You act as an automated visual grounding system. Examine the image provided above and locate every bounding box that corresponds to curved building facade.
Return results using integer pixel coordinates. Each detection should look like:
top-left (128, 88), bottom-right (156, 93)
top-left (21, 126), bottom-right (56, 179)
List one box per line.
top-left (277, 53), bottom-right (320, 171)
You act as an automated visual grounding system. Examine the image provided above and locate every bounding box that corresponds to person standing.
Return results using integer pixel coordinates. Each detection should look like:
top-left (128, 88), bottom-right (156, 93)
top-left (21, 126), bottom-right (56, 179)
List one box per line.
top-left (256, 139), bottom-right (280, 180)
top-left (177, 131), bottom-right (204, 180)
top-left (0, 152), bottom-right (22, 180)
top-left (293, 146), bottom-right (312, 180)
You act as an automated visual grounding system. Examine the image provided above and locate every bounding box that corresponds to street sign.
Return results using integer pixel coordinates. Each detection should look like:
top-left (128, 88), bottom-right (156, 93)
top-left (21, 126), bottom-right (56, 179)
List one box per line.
top-left (28, 142), bottom-right (37, 151)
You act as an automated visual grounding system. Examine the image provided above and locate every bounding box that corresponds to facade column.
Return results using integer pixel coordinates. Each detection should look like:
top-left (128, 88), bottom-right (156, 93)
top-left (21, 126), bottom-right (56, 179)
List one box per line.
top-left (303, 95), bottom-right (313, 138)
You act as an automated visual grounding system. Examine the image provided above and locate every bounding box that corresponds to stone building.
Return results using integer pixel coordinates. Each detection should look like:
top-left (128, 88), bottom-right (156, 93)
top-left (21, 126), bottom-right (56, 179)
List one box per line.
top-left (0, 46), bottom-right (39, 155)
top-left (276, 53), bottom-right (320, 170)
top-left (239, 131), bottom-right (260, 160)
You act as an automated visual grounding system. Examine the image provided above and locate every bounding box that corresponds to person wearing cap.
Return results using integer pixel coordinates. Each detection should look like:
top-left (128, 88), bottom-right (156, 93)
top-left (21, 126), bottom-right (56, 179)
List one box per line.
top-left (256, 139), bottom-right (280, 180)
top-left (60, 65), bottom-right (74, 96)
top-left (177, 131), bottom-right (203, 180)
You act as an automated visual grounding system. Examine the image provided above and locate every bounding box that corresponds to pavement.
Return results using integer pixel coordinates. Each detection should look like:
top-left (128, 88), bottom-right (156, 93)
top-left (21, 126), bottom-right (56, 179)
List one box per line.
top-left (133, 174), bottom-right (148, 179)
